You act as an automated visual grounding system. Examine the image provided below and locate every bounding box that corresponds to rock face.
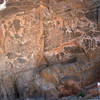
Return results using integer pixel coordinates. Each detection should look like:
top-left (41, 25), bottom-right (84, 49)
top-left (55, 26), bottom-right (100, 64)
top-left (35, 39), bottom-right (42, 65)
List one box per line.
top-left (0, 0), bottom-right (100, 99)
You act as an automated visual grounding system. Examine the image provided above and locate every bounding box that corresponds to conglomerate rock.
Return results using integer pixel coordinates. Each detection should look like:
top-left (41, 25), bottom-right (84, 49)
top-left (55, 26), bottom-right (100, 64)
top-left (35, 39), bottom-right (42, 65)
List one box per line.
top-left (0, 0), bottom-right (100, 100)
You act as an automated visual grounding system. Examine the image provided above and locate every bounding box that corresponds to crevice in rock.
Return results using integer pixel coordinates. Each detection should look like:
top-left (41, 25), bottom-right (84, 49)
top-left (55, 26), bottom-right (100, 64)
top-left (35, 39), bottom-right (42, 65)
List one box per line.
top-left (13, 79), bottom-right (20, 99)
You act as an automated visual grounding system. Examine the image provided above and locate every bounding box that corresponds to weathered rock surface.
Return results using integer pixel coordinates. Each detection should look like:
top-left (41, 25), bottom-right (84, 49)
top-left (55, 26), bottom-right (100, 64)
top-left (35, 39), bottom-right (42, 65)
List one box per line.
top-left (0, 0), bottom-right (100, 100)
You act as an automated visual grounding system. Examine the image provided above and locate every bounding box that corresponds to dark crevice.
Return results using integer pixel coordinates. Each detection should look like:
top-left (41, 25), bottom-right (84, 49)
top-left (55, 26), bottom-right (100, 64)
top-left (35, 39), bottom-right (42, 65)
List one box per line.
top-left (67, 57), bottom-right (77, 64)
top-left (97, 6), bottom-right (100, 29)
top-left (61, 57), bottom-right (77, 65)
top-left (96, 7), bottom-right (99, 26)
top-left (13, 80), bottom-right (20, 99)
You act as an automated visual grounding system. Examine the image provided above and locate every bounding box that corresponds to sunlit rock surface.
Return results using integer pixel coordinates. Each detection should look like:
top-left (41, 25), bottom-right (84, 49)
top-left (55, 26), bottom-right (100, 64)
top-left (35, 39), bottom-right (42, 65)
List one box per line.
top-left (0, 0), bottom-right (100, 99)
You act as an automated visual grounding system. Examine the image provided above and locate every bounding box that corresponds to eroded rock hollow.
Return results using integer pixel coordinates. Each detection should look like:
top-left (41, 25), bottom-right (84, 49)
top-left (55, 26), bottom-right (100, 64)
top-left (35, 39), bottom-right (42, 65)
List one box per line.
top-left (0, 0), bottom-right (100, 100)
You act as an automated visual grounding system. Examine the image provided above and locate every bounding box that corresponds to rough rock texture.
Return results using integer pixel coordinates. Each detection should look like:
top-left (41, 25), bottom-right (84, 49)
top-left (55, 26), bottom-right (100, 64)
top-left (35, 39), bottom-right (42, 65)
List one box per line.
top-left (0, 0), bottom-right (100, 100)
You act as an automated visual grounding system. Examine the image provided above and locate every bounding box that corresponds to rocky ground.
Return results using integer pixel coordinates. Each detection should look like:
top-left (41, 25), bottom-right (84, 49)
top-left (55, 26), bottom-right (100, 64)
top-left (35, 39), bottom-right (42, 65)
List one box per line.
top-left (24, 96), bottom-right (100, 100)
top-left (0, 0), bottom-right (100, 100)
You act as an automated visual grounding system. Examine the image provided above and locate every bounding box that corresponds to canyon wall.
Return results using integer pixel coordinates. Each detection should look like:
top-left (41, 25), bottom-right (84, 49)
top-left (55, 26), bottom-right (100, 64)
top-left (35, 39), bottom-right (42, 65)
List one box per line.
top-left (0, 0), bottom-right (100, 99)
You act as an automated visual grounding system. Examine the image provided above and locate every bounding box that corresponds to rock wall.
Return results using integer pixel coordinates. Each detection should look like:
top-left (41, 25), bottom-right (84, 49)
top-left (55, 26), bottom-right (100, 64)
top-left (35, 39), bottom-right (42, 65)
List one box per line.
top-left (0, 0), bottom-right (100, 100)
